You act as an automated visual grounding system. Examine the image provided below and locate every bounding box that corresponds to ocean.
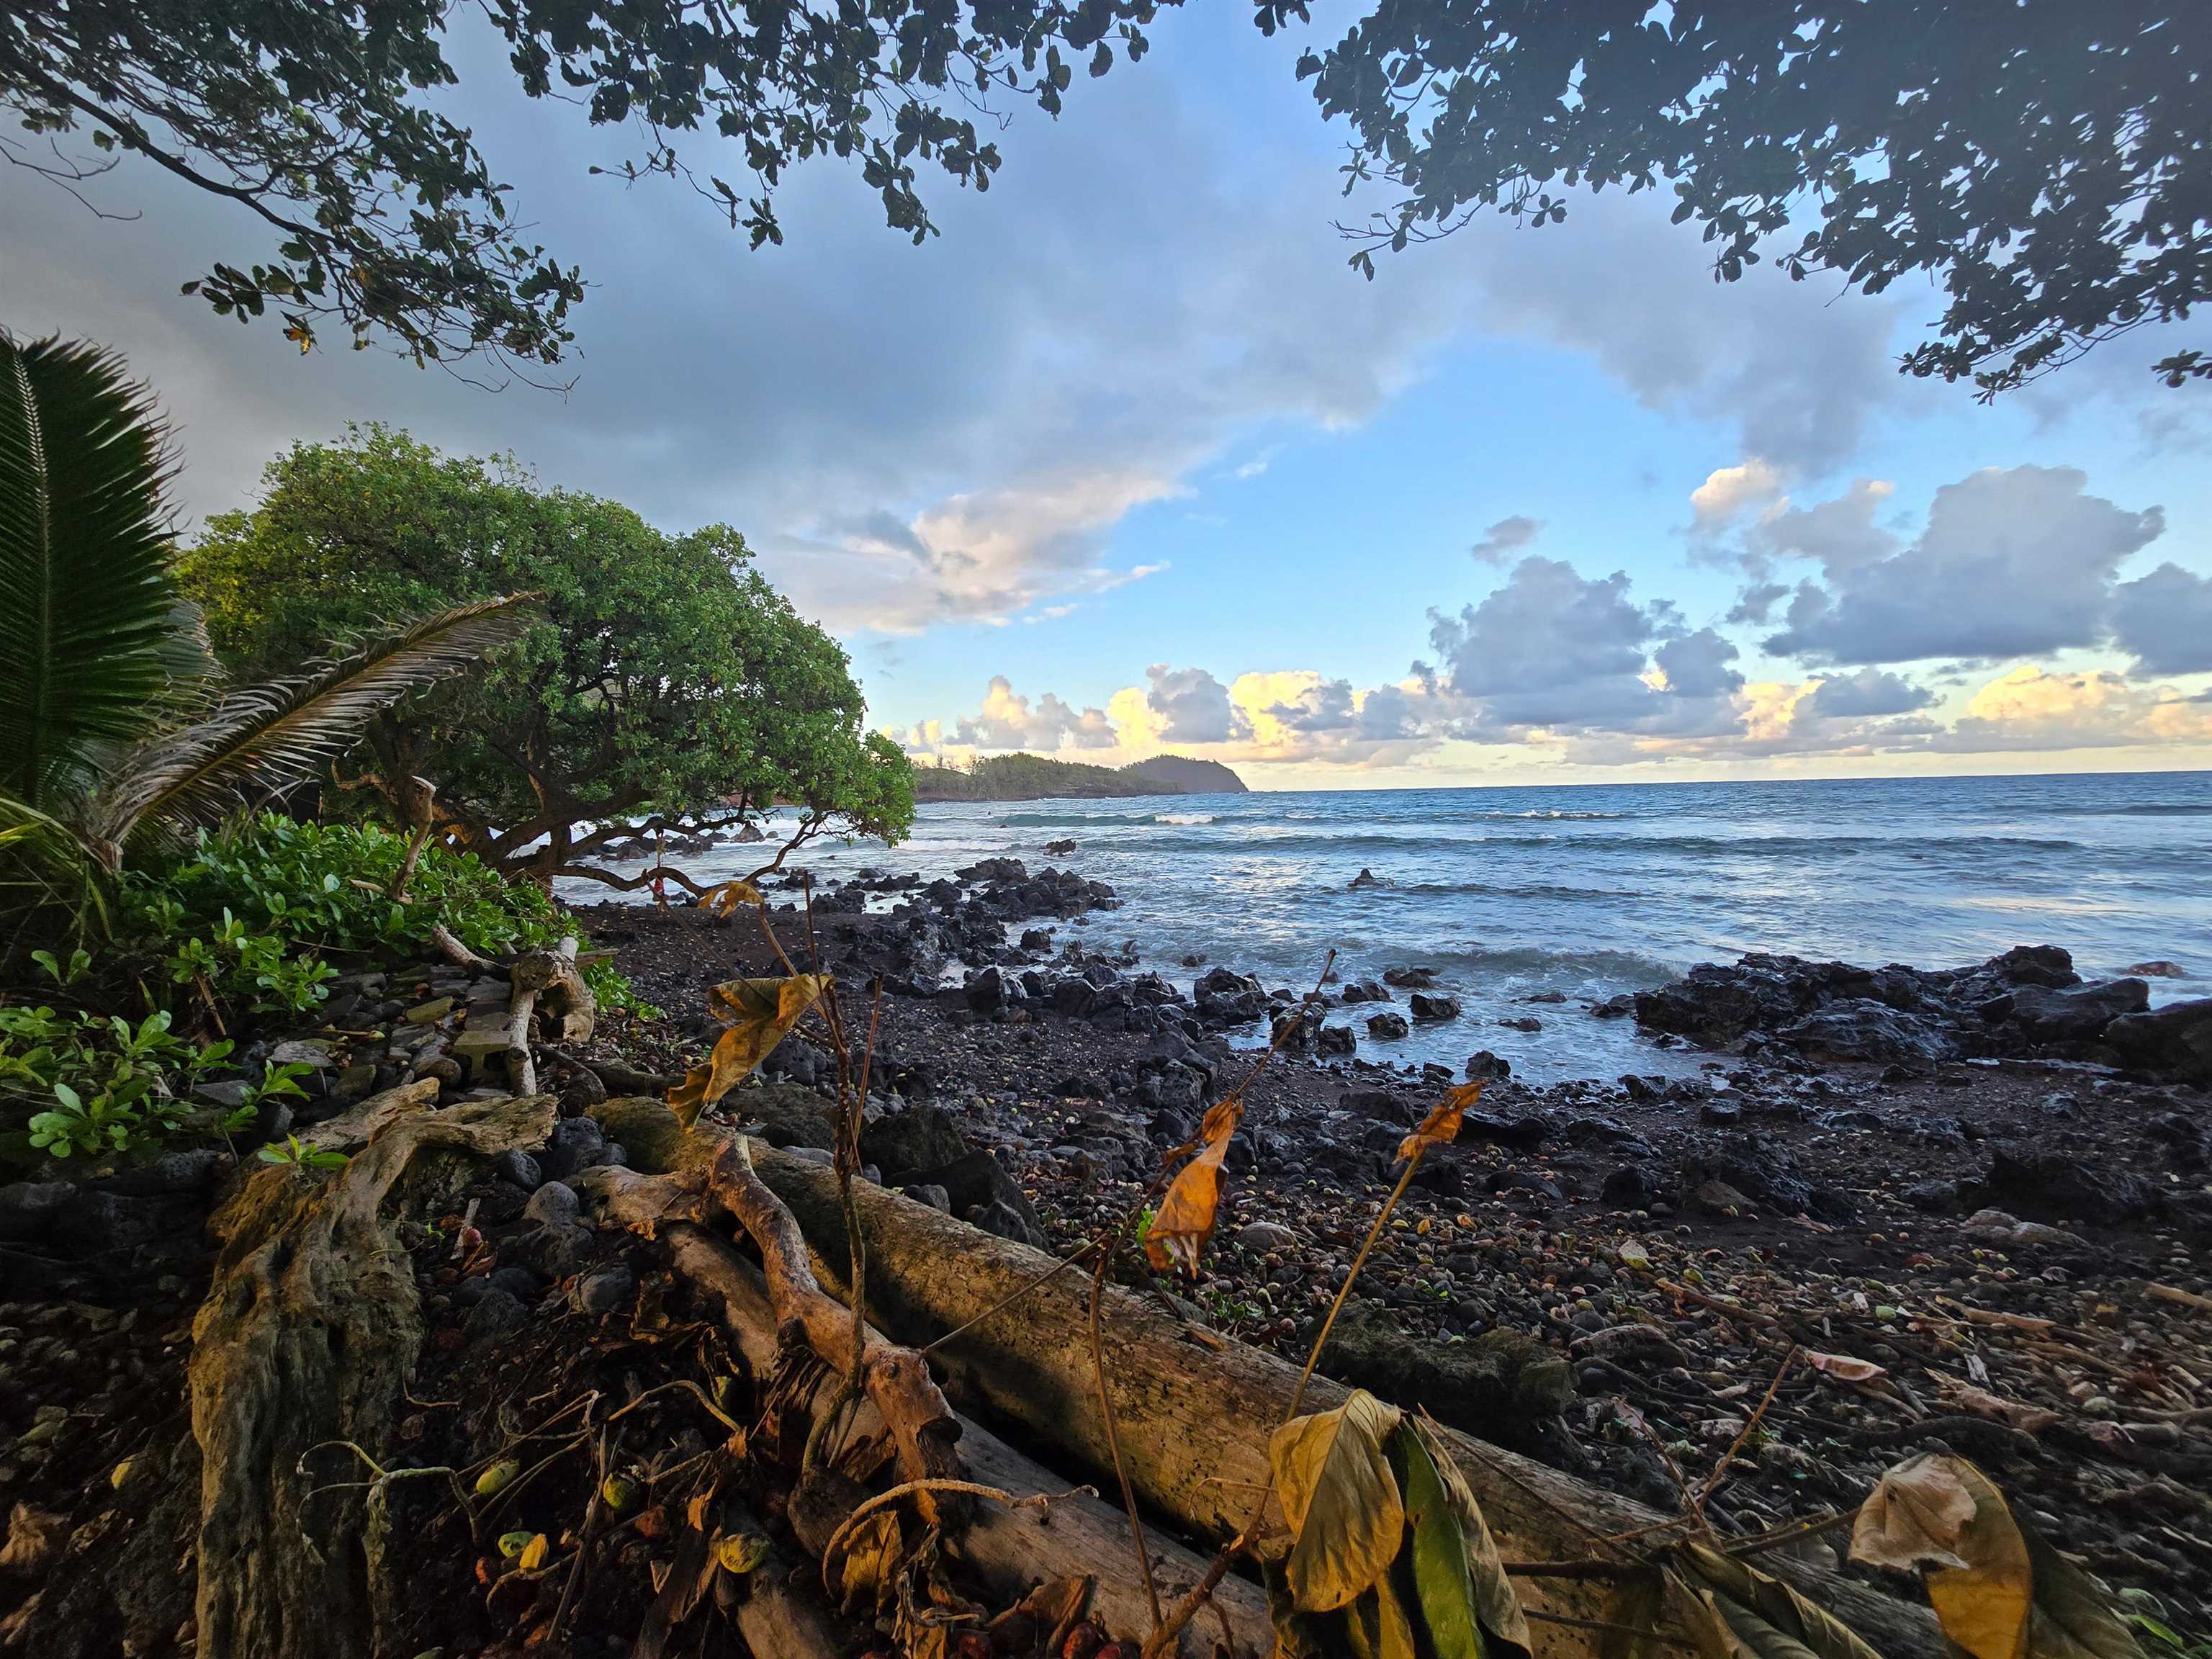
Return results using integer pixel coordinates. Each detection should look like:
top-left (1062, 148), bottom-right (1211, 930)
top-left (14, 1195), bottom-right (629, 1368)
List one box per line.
top-left (576, 770), bottom-right (2212, 1084)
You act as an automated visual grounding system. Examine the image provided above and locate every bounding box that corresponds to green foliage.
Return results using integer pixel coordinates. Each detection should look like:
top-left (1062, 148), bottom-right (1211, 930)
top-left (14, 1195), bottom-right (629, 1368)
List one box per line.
top-left (180, 428), bottom-right (912, 882)
top-left (256, 1133), bottom-right (349, 1172)
top-left (0, 1005), bottom-right (230, 1159)
top-left (912, 754), bottom-right (1183, 802)
top-left (1, 1), bottom-right (1166, 372)
top-left (125, 812), bottom-right (649, 1017)
top-left (1286, 1), bottom-right (2211, 395)
top-left (0, 333), bottom-right (186, 812)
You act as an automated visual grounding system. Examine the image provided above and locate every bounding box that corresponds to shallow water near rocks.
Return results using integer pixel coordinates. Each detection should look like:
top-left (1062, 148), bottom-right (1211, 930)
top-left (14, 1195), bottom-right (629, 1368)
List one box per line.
top-left (572, 769), bottom-right (2212, 1084)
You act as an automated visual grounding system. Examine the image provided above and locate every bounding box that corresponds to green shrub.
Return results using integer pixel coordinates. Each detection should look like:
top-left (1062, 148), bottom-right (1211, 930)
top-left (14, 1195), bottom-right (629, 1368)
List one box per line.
top-left (0, 1005), bottom-right (232, 1160)
top-left (123, 813), bottom-right (648, 1018)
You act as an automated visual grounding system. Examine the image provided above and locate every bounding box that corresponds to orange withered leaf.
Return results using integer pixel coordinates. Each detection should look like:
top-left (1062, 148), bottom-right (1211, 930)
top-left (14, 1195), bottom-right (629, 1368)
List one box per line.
top-left (1396, 1080), bottom-right (1486, 1164)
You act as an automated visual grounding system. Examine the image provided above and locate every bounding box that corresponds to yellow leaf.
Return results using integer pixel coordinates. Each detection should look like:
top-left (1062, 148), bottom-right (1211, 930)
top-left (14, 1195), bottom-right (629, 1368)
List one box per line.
top-left (1398, 1081), bottom-right (1486, 1163)
top-left (699, 879), bottom-right (764, 917)
top-left (518, 1532), bottom-right (550, 1572)
top-left (1680, 1542), bottom-right (1884, 1659)
top-left (712, 1530), bottom-right (772, 1575)
top-left (474, 1457), bottom-right (520, 1497)
top-left (667, 973), bottom-right (830, 1128)
top-left (1269, 1390), bottom-right (1406, 1614)
top-left (1144, 1097), bottom-right (1244, 1274)
top-left (1851, 1456), bottom-right (2141, 1659)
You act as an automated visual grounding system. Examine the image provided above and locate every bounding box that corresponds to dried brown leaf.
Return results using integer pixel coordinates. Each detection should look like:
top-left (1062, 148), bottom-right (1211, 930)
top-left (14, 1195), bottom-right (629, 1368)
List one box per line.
top-left (1934, 1377), bottom-right (2060, 1435)
top-left (1397, 1081), bottom-right (1486, 1163)
top-left (1145, 1096), bottom-right (1246, 1274)
top-left (1680, 1541), bottom-right (1884, 1659)
top-left (698, 879), bottom-right (764, 917)
top-left (1804, 1350), bottom-right (1889, 1384)
top-left (667, 973), bottom-right (830, 1128)
top-left (1851, 1452), bottom-right (1979, 1573)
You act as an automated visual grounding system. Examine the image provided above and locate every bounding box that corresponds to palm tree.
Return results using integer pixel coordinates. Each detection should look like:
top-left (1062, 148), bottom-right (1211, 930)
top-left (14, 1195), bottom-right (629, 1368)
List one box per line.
top-left (0, 331), bottom-right (535, 896)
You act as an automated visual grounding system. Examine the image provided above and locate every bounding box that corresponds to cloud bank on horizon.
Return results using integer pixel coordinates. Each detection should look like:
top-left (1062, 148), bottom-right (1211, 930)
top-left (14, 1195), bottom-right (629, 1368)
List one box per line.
top-left (4, 9), bottom-right (2208, 784)
top-left (903, 463), bottom-right (2212, 781)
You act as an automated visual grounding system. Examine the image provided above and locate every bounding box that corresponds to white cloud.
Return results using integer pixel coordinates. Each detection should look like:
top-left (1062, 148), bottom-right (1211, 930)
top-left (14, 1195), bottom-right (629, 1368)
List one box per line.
top-left (1691, 459), bottom-right (1786, 533)
top-left (1934, 667), bottom-right (2212, 752)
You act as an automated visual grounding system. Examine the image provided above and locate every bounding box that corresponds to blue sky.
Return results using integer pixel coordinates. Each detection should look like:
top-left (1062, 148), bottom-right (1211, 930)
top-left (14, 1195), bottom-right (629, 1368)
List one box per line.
top-left (6, 4), bottom-right (2209, 788)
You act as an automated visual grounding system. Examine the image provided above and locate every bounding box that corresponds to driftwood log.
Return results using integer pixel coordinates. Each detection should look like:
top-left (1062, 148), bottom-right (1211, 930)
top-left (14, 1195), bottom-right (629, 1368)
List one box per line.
top-left (729, 1141), bottom-right (1948, 1659)
top-left (188, 1089), bottom-right (558, 1659)
top-left (507, 937), bottom-right (596, 1095)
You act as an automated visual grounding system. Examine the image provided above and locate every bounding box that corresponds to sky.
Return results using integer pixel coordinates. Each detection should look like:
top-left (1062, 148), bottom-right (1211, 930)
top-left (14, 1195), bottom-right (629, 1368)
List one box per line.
top-left (6, 6), bottom-right (2211, 791)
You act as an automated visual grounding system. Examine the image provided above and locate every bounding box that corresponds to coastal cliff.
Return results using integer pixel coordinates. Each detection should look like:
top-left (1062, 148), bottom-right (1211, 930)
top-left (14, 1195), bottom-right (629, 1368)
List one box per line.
top-left (909, 751), bottom-right (1247, 801)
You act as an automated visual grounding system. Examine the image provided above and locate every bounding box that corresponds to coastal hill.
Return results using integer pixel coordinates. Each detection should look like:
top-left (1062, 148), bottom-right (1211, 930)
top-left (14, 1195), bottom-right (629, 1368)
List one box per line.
top-left (910, 752), bottom-right (1248, 801)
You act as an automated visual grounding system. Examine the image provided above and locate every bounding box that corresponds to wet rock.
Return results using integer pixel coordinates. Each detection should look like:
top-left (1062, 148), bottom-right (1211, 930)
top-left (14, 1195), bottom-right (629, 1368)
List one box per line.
top-left (1779, 1001), bottom-right (1959, 1066)
top-left (1498, 1015), bottom-right (1543, 1033)
top-left (1366, 1010), bottom-right (1411, 1040)
top-left (1681, 1130), bottom-right (1853, 1222)
top-left (2104, 998), bottom-right (2212, 1084)
top-left (966, 966), bottom-right (1011, 1015)
top-left (1340, 980), bottom-right (1391, 1004)
top-left (1347, 868), bottom-right (1392, 889)
top-left (1984, 1144), bottom-right (2159, 1224)
top-left (1464, 1051), bottom-right (1511, 1081)
top-left (1316, 1025), bottom-right (1358, 1056)
top-left (1410, 992), bottom-right (1462, 1022)
top-left (2124, 960), bottom-right (2188, 979)
top-left (1589, 994), bottom-right (1636, 1020)
top-left (1383, 966), bottom-right (1439, 989)
top-left (1989, 978), bottom-right (2149, 1042)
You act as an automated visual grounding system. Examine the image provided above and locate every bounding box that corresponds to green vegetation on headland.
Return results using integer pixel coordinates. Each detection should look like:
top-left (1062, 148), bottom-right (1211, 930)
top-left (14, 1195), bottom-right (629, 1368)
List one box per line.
top-left (909, 752), bottom-right (1248, 802)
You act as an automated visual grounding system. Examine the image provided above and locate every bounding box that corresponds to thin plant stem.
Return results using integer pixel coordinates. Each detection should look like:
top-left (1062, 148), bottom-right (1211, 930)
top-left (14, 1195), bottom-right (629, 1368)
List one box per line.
top-left (1093, 1197), bottom-right (1164, 1629)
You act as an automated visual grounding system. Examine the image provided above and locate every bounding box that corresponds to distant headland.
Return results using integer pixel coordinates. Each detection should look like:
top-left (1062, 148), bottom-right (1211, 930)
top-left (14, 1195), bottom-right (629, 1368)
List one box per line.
top-left (909, 752), bottom-right (1249, 801)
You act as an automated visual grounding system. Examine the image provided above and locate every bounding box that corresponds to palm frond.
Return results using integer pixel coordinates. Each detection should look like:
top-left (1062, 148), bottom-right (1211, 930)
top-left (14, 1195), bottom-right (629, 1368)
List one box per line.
top-left (81, 594), bottom-right (541, 860)
top-left (0, 333), bottom-right (181, 810)
top-left (0, 792), bottom-right (112, 970)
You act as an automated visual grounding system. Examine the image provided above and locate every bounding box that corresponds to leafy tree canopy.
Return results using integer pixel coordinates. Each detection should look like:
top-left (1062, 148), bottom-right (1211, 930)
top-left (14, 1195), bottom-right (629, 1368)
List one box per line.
top-left (179, 426), bottom-right (912, 889)
top-left (1269, 0), bottom-right (2211, 396)
top-left (1, 0), bottom-right (1169, 377)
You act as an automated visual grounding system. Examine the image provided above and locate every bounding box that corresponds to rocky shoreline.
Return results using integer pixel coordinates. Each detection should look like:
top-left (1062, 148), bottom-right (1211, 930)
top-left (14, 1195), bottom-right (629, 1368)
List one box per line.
top-left (5, 852), bottom-right (2208, 1650)
top-left (578, 856), bottom-right (2212, 1635)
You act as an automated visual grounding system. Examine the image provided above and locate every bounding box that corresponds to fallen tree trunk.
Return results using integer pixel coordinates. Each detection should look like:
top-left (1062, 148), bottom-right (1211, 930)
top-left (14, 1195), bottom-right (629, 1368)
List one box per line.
top-left (738, 1143), bottom-right (1946, 1659)
top-left (655, 1220), bottom-right (1273, 1658)
top-left (189, 1089), bottom-right (558, 1659)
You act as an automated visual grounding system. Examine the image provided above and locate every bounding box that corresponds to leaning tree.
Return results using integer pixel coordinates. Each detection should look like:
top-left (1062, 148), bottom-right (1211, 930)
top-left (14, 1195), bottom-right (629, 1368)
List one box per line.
top-left (179, 426), bottom-right (912, 892)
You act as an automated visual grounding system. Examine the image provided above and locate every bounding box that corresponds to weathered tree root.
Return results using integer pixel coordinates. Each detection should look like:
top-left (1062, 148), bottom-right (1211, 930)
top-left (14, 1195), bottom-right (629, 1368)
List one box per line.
top-left (188, 1089), bottom-right (557, 1659)
top-left (653, 1219), bottom-right (1274, 1658)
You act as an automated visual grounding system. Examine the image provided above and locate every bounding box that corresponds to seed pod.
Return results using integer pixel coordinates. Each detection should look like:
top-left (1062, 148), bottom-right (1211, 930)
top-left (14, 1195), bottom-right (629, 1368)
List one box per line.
top-left (474, 1458), bottom-right (520, 1497)
top-left (711, 1530), bottom-right (772, 1575)
top-left (601, 1475), bottom-right (642, 1513)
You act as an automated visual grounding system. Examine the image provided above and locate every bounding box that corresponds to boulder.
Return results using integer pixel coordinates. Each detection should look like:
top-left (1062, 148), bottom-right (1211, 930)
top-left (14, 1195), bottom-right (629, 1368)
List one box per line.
top-left (1681, 1130), bottom-right (1853, 1223)
top-left (1365, 1010), bottom-right (1410, 1040)
top-left (894, 1150), bottom-right (1049, 1249)
top-left (2103, 997), bottom-right (2212, 1084)
top-left (860, 1104), bottom-right (971, 1178)
top-left (1779, 1000), bottom-right (1959, 1066)
top-left (1409, 992), bottom-right (1462, 1022)
top-left (1316, 1025), bottom-right (1357, 1056)
top-left (1989, 977), bottom-right (2149, 1041)
top-left (1984, 1143), bottom-right (2160, 1225)
top-left (2123, 960), bottom-right (2188, 979)
top-left (1382, 966), bottom-right (1439, 989)
top-left (1464, 1051), bottom-right (1511, 1081)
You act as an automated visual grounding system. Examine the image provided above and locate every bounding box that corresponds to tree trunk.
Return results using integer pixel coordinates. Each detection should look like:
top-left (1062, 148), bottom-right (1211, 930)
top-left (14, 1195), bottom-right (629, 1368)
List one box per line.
top-left (187, 1089), bottom-right (558, 1659)
top-left (740, 1144), bottom-right (1946, 1659)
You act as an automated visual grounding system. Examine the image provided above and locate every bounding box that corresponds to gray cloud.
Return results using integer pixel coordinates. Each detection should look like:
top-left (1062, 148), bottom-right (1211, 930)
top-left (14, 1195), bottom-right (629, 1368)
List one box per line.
top-left (1427, 557), bottom-right (1743, 740)
top-left (1470, 515), bottom-right (1542, 564)
top-left (1761, 466), bottom-right (2166, 666)
top-left (1264, 678), bottom-right (1422, 740)
top-left (1745, 478), bottom-right (1899, 577)
top-left (2111, 563), bottom-right (2212, 675)
top-left (1801, 668), bottom-right (1934, 719)
top-left (1146, 664), bottom-right (1247, 744)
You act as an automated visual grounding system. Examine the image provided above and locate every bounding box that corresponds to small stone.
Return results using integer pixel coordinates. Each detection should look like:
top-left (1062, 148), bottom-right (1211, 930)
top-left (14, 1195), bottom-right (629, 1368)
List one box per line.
top-left (523, 1182), bottom-right (580, 1227)
top-left (1237, 1221), bottom-right (1299, 1252)
top-left (490, 1149), bottom-right (544, 1192)
top-left (404, 997), bottom-right (456, 1024)
top-left (570, 1263), bottom-right (637, 1318)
